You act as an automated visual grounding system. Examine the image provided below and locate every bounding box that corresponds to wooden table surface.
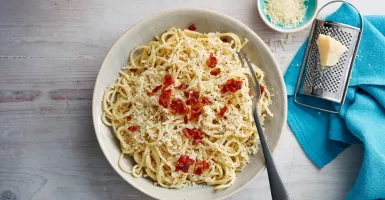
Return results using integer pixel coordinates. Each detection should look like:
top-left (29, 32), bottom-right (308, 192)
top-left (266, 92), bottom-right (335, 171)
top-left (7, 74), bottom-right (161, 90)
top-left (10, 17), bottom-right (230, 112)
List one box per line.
top-left (0, 0), bottom-right (382, 199)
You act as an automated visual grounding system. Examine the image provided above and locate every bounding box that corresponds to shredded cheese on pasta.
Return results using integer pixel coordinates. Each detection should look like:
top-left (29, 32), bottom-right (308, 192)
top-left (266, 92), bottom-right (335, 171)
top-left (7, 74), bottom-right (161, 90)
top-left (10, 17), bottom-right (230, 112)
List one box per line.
top-left (102, 27), bottom-right (273, 189)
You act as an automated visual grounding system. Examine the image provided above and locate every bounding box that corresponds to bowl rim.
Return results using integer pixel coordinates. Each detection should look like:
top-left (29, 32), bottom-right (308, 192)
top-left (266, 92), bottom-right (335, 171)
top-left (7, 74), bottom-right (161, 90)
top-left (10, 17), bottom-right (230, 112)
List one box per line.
top-left (92, 7), bottom-right (287, 200)
top-left (257, 0), bottom-right (319, 33)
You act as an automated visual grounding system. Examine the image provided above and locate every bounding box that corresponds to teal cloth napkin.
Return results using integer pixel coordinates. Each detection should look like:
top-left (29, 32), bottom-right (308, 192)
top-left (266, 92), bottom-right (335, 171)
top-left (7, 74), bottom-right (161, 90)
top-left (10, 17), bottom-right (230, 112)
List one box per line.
top-left (284, 3), bottom-right (385, 200)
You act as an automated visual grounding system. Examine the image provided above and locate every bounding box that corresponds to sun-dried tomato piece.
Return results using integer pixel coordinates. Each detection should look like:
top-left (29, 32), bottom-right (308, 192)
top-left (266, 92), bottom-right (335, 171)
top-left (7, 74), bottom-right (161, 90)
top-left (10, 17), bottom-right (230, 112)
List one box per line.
top-left (187, 24), bottom-right (197, 31)
top-left (183, 128), bottom-right (192, 139)
top-left (187, 158), bottom-right (195, 165)
top-left (129, 68), bottom-right (138, 72)
top-left (148, 85), bottom-right (163, 96)
top-left (190, 106), bottom-right (203, 122)
top-left (127, 126), bottom-right (139, 132)
top-left (186, 91), bottom-right (200, 105)
top-left (178, 155), bottom-right (189, 164)
top-left (198, 160), bottom-right (209, 171)
top-left (191, 102), bottom-right (204, 111)
top-left (185, 91), bottom-right (209, 122)
top-left (126, 116), bottom-right (132, 121)
top-left (219, 106), bottom-right (228, 118)
top-left (194, 165), bottom-right (204, 175)
top-left (159, 89), bottom-right (172, 108)
top-left (189, 128), bottom-right (202, 138)
top-left (194, 160), bottom-right (210, 175)
top-left (201, 96), bottom-right (209, 105)
top-left (185, 99), bottom-right (193, 105)
top-left (177, 83), bottom-right (189, 90)
top-left (163, 74), bottom-right (175, 88)
top-left (184, 115), bottom-right (188, 124)
top-left (260, 85), bottom-right (265, 94)
top-left (220, 79), bottom-right (243, 93)
top-left (183, 128), bottom-right (203, 144)
top-left (195, 138), bottom-right (202, 144)
top-left (210, 68), bottom-right (220, 76)
top-left (170, 98), bottom-right (188, 114)
top-left (190, 91), bottom-right (200, 100)
top-left (207, 52), bottom-right (217, 68)
top-left (175, 155), bottom-right (195, 173)
top-left (221, 38), bottom-right (228, 43)
top-left (183, 128), bottom-right (191, 138)
top-left (184, 91), bottom-right (190, 98)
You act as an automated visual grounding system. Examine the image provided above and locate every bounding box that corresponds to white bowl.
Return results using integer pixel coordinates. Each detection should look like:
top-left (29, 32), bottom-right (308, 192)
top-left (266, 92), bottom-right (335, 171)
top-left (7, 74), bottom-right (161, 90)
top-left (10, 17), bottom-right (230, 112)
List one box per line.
top-left (257, 0), bottom-right (319, 33)
top-left (92, 8), bottom-right (287, 200)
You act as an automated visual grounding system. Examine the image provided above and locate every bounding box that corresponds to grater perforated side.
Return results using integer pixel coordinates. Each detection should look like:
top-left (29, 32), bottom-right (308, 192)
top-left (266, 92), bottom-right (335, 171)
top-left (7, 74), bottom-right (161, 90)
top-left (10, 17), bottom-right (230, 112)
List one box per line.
top-left (294, 0), bottom-right (363, 113)
top-left (300, 20), bottom-right (360, 103)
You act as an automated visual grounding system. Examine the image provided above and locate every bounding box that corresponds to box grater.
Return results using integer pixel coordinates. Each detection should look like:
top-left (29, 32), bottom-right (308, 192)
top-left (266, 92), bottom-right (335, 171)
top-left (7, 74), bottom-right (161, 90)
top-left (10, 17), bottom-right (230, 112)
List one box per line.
top-left (294, 1), bottom-right (363, 113)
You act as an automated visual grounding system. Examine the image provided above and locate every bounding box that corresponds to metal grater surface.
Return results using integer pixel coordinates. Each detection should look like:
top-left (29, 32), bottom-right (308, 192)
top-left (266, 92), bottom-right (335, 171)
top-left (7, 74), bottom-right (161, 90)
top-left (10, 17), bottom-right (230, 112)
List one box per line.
top-left (300, 19), bottom-right (360, 103)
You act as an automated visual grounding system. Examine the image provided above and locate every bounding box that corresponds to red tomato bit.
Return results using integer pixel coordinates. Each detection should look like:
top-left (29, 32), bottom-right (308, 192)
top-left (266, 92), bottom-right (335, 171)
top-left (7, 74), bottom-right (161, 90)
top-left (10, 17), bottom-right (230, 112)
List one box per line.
top-left (190, 91), bottom-right (200, 100)
top-left (190, 107), bottom-right (203, 122)
top-left (187, 24), bottom-right (197, 31)
top-left (260, 85), bottom-right (265, 94)
top-left (184, 91), bottom-right (190, 98)
top-left (148, 85), bottom-right (163, 96)
top-left (191, 102), bottom-right (203, 111)
top-left (210, 68), bottom-right (220, 76)
top-left (207, 53), bottom-right (217, 68)
top-left (219, 105), bottom-right (228, 118)
top-left (185, 91), bottom-right (209, 122)
top-left (189, 101), bottom-right (204, 122)
top-left (177, 83), bottom-right (189, 90)
top-left (183, 128), bottom-right (204, 144)
top-left (175, 155), bottom-right (195, 173)
top-left (184, 115), bottom-right (188, 124)
top-left (220, 79), bottom-right (243, 94)
top-left (126, 116), bottom-right (132, 121)
top-left (186, 91), bottom-right (200, 105)
top-left (194, 160), bottom-right (210, 175)
top-left (170, 98), bottom-right (189, 114)
top-left (179, 155), bottom-right (189, 164)
top-left (128, 126), bottom-right (139, 132)
top-left (163, 74), bottom-right (175, 88)
top-left (129, 68), bottom-right (138, 72)
top-left (201, 96), bottom-right (210, 105)
top-left (182, 128), bottom-right (190, 138)
top-left (159, 89), bottom-right (172, 108)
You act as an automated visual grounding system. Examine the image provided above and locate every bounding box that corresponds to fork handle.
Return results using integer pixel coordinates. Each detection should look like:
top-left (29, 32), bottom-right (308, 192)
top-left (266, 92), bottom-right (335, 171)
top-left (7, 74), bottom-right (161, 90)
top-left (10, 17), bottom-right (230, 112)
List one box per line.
top-left (253, 112), bottom-right (290, 200)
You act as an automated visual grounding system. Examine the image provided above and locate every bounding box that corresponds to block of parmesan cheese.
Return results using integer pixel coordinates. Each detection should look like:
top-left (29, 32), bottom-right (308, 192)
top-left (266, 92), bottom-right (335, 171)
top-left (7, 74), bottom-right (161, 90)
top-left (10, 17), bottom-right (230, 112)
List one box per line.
top-left (317, 34), bottom-right (348, 67)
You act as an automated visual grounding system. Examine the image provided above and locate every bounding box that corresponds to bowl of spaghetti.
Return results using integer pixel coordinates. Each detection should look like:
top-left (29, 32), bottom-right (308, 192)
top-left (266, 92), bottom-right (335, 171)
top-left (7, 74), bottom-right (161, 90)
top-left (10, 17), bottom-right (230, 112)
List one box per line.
top-left (92, 8), bottom-right (287, 200)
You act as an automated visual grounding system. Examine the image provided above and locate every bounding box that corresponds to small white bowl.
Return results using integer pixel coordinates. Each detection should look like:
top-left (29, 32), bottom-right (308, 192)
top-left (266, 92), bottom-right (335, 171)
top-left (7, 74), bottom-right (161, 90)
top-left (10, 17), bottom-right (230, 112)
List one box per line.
top-left (92, 8), bottom-right (287, 200)
top-left (257, 0), bottom-right (319, 33)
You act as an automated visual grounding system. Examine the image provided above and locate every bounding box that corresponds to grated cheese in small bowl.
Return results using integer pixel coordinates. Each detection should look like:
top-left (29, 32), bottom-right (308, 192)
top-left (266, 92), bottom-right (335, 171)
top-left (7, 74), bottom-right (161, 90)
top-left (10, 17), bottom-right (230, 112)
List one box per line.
top-left (264, 0), bottom-right (308, 28)
top-left (258, 0), bottom-right (318, 33)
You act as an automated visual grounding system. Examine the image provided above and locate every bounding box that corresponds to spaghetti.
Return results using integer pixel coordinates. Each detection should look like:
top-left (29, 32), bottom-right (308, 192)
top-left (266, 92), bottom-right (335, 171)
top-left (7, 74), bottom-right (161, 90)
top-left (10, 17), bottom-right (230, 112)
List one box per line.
top-left (102, 27), bottom-right (273, 189)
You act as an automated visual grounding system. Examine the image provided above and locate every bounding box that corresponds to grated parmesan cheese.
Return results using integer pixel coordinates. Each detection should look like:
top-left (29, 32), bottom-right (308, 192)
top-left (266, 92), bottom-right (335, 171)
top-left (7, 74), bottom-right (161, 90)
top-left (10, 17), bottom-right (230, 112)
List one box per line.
top-left (285, 33), bottom-right (292, 44)
top-left (279, 39), bottom-right (286, 50)
top-left (264, 0), bottom-right (308, 28)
